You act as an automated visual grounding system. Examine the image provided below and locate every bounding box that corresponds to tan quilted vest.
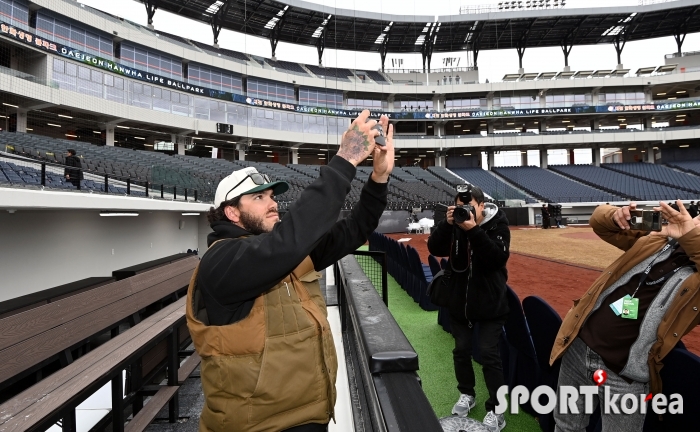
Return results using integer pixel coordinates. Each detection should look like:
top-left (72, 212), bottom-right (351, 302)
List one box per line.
top-left (186, 253), bottom-right (338, 432)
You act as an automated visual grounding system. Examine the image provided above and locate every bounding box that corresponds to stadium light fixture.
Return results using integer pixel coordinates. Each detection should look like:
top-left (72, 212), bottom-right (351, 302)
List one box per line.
top-left (58, 114), bottom-right (73, 119)
top-left (677, 114), bottom-right (686, 117)
top-left (464, 153), bottom-right (471, 156)
top-left (144, 144), bottom-right (154, 147)
top-left (680, 145), bottom-right (690, 148)
top-left (620, 124), bottom-right (627, 126)
top-left (26, 128), bottom-right (32, 131)
top-left (264, 150), bottom-right (273, 153)
top-left (182, 213), bottom-right (200, 216)
top-left (427, 150), bottom-right (435, 153)
top-left (134, 137), bottom-right (145, 140)
top-left (561, 120), bottom-right (570, 123)
top-left (205, 1), bottom-right (224, 14)
top-left (116, 125), bottom-right (130, 129)
top-left (668, 97), bottom-right (677, 100)
top-left (677, 90), bottom-right (687, 94)
top-left (65, 134), bottom-right (78, 138)
top-left (47, 123), bottom-right (61, 127)
top-left (100, 212), bottom-right (139, 217)
top-left (93, 130), bottom-right (101, 134)
top-left (657, 92), bottom-right (666, 96)
top-left (628, 148), bottom-right (636, 150)
top-left (2, 103), bottom-right (18, 108)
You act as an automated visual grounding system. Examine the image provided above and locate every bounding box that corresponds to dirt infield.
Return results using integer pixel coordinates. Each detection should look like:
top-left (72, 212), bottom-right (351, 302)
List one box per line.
top-left (385, 228), bottom-right (700, 354)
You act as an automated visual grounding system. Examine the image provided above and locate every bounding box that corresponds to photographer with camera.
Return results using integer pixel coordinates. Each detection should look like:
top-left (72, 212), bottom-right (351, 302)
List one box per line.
top-left (428, 185), bottom-right (510, 432)
top-left (551, 201), bottom-right (700, 431)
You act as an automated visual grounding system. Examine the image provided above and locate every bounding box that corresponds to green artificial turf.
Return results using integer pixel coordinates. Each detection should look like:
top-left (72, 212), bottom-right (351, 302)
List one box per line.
top-left (354, 248), bottom-right (541, 431)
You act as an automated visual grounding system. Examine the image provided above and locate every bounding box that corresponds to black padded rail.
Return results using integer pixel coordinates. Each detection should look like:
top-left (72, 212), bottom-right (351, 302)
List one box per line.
top-left (112, 253), bottom-right (193, 280)
top-left (373, 373), bottom-right (442, 432)
top-left (0, 277), bottom-right (114, 318)
top-left (338, 255), bottom-right (418, 374)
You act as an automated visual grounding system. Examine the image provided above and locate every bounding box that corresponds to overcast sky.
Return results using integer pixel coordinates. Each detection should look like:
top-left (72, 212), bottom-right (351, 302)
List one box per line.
top-left (77, 0), bottom-right (700, 84)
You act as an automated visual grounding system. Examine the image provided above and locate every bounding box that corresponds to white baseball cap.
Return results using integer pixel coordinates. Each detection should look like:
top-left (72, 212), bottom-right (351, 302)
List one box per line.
top-left (214, 167), bottom-right (288, 208)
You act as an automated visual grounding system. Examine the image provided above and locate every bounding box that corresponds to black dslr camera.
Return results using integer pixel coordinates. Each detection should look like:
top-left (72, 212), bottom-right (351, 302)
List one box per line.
top-left (454, 184), bottom-right (477, 224)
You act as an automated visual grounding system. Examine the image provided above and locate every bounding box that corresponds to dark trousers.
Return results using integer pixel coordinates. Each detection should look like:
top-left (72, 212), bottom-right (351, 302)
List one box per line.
top-left (450, 316), bottom-right (506, 412)
top-left (282, 423), bottom-right (328, 432)
top-left (68, 178), bottom-right (80, 188)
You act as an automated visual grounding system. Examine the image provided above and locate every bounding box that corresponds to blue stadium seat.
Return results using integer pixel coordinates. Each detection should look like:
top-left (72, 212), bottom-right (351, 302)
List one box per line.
top-left (550, 164), bottom-right (692, 201)
top-left (522, 296), bottom-right (563, 432)
top-left (494, 166), bottom-right (621, 203)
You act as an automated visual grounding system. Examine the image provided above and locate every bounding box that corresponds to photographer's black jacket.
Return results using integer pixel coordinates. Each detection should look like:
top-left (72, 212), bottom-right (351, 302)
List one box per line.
top-left (198, 156), bottom-right (388, 326)
top-left (428, 206), bottom-right (510, 322)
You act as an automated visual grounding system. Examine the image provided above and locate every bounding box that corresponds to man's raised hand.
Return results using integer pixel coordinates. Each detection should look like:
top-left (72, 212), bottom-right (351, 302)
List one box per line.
top-left (337, 110), bottom-right (380, 167)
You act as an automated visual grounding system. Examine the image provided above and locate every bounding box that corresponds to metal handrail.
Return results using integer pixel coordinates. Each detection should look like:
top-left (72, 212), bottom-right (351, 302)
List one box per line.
top-left (0, 151), bottom-right (203, 201)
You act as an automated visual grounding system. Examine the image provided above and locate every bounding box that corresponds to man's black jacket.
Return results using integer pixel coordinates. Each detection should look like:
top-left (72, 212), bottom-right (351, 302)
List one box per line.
top-left (64, 155), bottom-right (83, 180)
top-left (427, 207), bottom-right (510, 323)
top-left (198, 157), bottom-right (388, 326)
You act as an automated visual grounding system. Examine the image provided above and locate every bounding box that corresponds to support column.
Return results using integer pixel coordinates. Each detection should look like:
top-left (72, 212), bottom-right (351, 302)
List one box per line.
top-left (593, 147), bottom-right (601, 167)
top-left (568, 149), bottom-right (575, 165)
top-left (435, 153), bottom-right (445, 167)
top-left (539, 121), bottom-right (547, 133)
top-left (645, 144), bottom-right (655, 163)
top-left (539, 148), bottom-right (548, 169)
top-left (171, 134), bottom-right (185, 155)
top-left (590, 119), bottom-right (600, 131)
top-left (106, 127), bottom-right (115, 146)
top-left (432, 94), bottom-right (441, 112)
top-left (487, 122), bottom-right (494, 135)
top-left (291, 148), bottom-right (299, 164)
top-left (643, 118), bottom-right (652, 130)
top-left (521, 151), bottom-right (528, 166)
top-left (487, 150), bottom-right (495, 171)
top-left (236, 144), bottom-right (246, 161)
top-left (15, 108), bottom-right (27, 133)
top-left (486, 92), bottom-right (494, 110)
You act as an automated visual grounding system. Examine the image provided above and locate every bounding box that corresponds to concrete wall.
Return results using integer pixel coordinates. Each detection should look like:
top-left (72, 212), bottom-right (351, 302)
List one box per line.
top-left (0, 209), bottom-right (205, 301)
top-left (0, 187), bottom-right (211, 302)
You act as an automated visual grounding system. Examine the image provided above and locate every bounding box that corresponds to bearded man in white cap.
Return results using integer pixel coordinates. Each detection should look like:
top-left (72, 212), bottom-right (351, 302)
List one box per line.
top-left (186, 110), bottom-right (394, 432)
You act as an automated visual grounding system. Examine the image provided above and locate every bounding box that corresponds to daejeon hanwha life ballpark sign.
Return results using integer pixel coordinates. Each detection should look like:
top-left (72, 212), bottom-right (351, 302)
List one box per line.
top-left (2, 20), bottom-right (700, 122)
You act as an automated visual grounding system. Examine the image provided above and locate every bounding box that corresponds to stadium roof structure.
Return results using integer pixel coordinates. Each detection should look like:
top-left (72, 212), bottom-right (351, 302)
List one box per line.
top-left (139, 0), bottom-right (700, 71)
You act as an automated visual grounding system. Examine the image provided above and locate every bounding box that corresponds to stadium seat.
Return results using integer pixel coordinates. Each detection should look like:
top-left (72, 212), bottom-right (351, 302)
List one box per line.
top-left (502, 286), bottom-right (539, 415)
top-left (522, 296), bottom-right (563, 432)
top-left (642, 348), bottom-right (700, 431)
top-left (428, 255), bottom-right (441, 277)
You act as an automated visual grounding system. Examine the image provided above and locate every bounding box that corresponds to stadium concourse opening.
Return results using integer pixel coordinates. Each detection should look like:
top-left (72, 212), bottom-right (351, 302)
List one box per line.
top-left (2, 0), bottom-right (700, 430)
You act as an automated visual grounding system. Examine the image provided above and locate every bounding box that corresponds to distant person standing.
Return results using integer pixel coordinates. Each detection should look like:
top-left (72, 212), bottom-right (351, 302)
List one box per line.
top-left (541, 204), bottom-right (550, 229)
top-left (690, 201), bottom-right (698, 219)
top-left (670, 201), bottom-right (680, 212)
top-left (64, 149), bottom-right (82, 188)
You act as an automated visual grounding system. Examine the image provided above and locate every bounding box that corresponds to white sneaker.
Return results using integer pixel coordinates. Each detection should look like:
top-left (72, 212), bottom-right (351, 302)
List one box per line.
top-left (483, 410), bottom-right (506, 432)
top-left (451, 394), bottom-right (476, 417)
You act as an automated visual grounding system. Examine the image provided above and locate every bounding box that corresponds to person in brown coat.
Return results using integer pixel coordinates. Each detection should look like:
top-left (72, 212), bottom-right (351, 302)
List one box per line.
top-left (551, 200), bottom-right (700, 431)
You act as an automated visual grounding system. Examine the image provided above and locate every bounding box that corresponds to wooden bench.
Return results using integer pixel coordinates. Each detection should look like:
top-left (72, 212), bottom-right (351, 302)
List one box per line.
top-left (0, 255), bottom-right (201, 432)
top-left (0, 276), bottom-right (114, 320)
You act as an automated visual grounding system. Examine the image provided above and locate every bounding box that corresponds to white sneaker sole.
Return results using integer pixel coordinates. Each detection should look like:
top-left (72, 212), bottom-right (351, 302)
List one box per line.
top-left (485, 419), bottom-right (506, 432)
top-left (451, 402), bottom-right (476, 417)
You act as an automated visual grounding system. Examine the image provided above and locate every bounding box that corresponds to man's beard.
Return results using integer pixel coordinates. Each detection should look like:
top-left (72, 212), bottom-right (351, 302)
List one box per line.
top-left (239, 210), bottom-right (277, 235)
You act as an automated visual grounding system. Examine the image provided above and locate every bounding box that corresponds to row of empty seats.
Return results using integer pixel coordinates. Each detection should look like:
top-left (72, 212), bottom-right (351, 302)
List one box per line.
top-left (501, 64), bottom-right (677, 82)
top-left (493, 166), bottom-right (622, 203)
top-left (551, 164), bottom-right (694, 201)
top-left (451, 167), bottom-right (538, 203)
